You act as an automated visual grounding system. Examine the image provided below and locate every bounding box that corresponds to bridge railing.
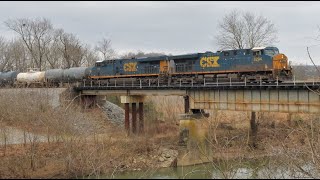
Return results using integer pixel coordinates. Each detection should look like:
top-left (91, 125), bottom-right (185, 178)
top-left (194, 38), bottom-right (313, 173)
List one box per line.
top-left (78, 75), bottom-right (320, 89)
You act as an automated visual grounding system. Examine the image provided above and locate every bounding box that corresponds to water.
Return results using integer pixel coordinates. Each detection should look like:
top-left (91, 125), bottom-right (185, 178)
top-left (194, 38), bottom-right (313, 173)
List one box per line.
top-left (107, 165), bottom-right (260, 179)
top-left (95, 163), bottom-right (251, 179)
top-left (96, 160), bottom-right (318, 179)
top-left (0, 126), bottom-right (49, 145)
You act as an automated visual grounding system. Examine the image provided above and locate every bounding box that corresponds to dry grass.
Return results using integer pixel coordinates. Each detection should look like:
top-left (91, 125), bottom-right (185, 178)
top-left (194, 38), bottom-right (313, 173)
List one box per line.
top-left (1, 90), bottom-right (319, 178)
top-left (0, 90), bottom-right (180, 178)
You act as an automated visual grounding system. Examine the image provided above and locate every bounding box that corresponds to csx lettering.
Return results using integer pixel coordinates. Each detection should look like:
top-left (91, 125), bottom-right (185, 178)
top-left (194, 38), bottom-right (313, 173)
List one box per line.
top-left (254, 57), bottom-right (262, 62)
top-left (124, 62), bottom-right (137, 72)
top-left (200, 56), bottom-right (220, 68)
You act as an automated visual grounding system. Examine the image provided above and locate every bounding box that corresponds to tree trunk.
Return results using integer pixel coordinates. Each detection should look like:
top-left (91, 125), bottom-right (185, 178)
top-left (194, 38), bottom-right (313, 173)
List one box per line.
top-left (249, 112), bottom-right (258, 148)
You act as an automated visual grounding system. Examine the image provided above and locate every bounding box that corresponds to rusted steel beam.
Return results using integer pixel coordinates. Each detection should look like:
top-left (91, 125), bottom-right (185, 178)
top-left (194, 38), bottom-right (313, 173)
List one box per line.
top-left (188, 89), bottom-right (320, 113)
top-left (184, 95), bottom-right (190, 113)
top-left (125, 103), bottom-right (130, 134)
top-left (132, 103), bottom-right (137, 134)
top-left (139, 102), bottom-right (144, 134)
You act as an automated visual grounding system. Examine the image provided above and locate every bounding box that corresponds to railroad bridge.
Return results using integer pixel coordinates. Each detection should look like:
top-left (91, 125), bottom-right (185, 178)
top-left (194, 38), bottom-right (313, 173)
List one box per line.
top-left (77, 80), bottom-right (320, 165)
top-left (74, 80), bottom-right (320, 133)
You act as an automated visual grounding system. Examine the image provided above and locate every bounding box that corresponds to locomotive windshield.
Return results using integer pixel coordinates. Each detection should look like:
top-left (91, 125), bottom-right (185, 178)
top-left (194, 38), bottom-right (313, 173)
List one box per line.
top-left (264, 49), bottom-right (279, 57)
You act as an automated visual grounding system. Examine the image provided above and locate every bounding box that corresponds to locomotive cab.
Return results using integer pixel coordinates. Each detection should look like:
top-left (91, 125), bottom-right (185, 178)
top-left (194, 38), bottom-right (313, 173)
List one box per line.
top-left (251, 47), bottom-right (292, 81)
top-left (266, 47), bottom-right (292, 80)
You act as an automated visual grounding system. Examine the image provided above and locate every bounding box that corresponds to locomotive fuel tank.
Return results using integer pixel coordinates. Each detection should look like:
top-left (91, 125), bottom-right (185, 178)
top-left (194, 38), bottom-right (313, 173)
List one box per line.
top-left (16, 71), bottom-right (45, 84)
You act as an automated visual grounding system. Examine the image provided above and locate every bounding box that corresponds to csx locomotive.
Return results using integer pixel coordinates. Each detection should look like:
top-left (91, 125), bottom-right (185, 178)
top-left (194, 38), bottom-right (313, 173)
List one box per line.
top-left (0, 46), bottom-right (293, 87)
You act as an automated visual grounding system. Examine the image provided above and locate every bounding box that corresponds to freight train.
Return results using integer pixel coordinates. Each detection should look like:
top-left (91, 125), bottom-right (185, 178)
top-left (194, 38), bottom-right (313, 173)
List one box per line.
top-left (0, 46), bottom-right (293, 87)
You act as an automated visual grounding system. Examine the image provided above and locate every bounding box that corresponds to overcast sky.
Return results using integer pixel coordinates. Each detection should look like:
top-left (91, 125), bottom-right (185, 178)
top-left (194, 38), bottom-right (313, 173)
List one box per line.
top-left (0, 1), bottom-right (320, 65)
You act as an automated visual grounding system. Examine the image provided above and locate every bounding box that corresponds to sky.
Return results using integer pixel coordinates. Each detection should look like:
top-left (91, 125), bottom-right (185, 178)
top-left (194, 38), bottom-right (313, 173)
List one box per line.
top-left (0, 1), bottom-right (320, 65)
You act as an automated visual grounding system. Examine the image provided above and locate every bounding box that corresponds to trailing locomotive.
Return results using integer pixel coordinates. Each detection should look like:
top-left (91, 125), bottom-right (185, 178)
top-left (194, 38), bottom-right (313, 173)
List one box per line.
top-left (88, 46), bottom-right (293, 85)
top-left (0, 46), bottom-right (293, 87)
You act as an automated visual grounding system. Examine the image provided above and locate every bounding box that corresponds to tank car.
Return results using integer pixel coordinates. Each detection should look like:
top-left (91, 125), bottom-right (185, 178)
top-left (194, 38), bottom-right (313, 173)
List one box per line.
top-left (45, 69), bottom-right (64, 87)
top-left (16, 70), bottom-right (46, 87)
top-left (0, 71), bottom-right (18, 87)
top-left (63, 67), bottom-right (89, 82)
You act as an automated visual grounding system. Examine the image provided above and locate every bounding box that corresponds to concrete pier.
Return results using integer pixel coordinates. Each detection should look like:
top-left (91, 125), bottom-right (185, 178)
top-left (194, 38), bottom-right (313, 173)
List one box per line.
top-left (177, 111), bottom-right (213, 166)
top-left (120, 95), bottom-right (145, 135)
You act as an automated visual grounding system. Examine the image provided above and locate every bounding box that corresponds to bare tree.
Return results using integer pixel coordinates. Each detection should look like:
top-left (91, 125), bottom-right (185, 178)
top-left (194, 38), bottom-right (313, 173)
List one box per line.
top-left (3, 17), bottom-right (105, 70)
top-left (216, 10), bottom-right (278, 50)
top-left (304, 27), bottom-right (320, 83)
top-left (9, 39), bottom-right (28, 72)
top-left (83, 45), bottom-right (99, 66)
top-left (4, 18), bottom-right (54, 71)
top-left (95, 37), bottom-right (115, 60)
top-left (0, 38), bottom-right (27, 72)
top-left (121, 50), bottom-right (166, 59)
top-left (216, 10), bottom-right (245, 50)
top-left (55, 29), bottom-right (87, 68)
top-left (74, 44), bottom-right (90, 67)
top-left (44, 33), bottom-right (63, 69)
top-left (0, 37), bottom-right (10, 71)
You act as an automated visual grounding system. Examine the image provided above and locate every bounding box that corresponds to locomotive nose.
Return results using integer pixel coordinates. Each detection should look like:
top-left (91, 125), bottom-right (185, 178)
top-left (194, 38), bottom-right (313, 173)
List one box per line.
top-left (273, 53), bottom-right (289, 70)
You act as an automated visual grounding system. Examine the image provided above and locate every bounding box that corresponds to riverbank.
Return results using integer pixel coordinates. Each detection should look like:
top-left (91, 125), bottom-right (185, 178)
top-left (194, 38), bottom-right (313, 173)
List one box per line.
top-left (1, 111), bottom-right (318, 179)
top-left (0, 124), bottom-right (179, 178)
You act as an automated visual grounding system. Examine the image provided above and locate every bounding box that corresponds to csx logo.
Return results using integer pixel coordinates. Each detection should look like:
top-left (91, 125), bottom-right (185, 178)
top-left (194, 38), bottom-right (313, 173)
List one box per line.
top-left (124, 62), bottom-right (137, 72)
top-left (254, 56), bottom-right (262, 62)
top-left (200, 56), bottom-right (220, 68)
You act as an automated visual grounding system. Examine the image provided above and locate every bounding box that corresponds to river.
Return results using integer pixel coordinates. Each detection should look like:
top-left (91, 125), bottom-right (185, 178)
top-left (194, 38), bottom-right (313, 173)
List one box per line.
top-left (0, 126), bottom-right (48, 145)
top-left (1, 127), bottom-right (317, 179)
top-left (94, 160), bottom-right (316, 179)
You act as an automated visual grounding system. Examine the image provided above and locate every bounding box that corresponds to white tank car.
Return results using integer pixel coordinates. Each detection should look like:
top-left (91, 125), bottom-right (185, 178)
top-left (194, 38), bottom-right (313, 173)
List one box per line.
top-left (16, 70), bottom-right (46, 85)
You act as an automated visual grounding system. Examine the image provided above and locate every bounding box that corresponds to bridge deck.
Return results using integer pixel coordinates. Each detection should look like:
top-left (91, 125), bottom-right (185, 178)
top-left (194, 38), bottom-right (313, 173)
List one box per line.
top-left (75, 81), bottom-right (320, 113)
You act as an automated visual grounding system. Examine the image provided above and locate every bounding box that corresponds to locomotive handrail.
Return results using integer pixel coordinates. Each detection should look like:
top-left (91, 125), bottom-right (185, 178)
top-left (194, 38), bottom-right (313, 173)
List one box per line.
top-left (74, 82), bottom-right (320, 92)
top-left (78, 76), bottom-right (320, 89)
